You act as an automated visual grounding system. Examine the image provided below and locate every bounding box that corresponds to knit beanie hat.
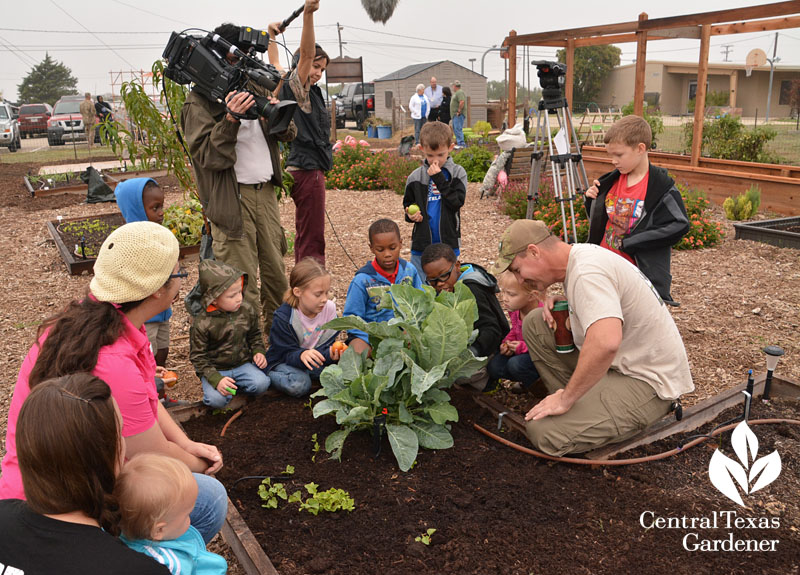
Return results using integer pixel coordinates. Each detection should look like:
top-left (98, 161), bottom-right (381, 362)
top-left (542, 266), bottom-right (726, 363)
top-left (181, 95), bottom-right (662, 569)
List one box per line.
top-left (90, 221), bottom-right (180, 303)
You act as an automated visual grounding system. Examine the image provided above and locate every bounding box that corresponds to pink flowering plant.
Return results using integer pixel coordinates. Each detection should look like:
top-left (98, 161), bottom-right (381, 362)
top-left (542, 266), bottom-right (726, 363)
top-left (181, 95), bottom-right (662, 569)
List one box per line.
top-left (326, 143), bottom-right (419, 195)
top-left (674, 185), bottom-right (725, 250)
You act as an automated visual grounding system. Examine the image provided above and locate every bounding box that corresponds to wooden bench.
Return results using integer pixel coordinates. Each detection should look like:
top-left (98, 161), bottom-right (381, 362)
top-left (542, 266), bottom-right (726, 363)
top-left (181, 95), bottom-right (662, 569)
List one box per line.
top-left (504, 146), bottom-right (537, 182)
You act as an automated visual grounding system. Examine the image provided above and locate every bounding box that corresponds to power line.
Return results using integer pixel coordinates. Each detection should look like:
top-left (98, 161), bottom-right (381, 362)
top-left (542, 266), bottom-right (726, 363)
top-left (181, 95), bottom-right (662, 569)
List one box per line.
top-left (0, 27), bottom-right (173, 34)
top-left (49, 0), bottom-right (136, 68)
top-left (342, 24), bottom-right (494, 50)
top-left (111, 0), bottom-right (190, 26)
top-left (0, 35), bottom-right (38, 67)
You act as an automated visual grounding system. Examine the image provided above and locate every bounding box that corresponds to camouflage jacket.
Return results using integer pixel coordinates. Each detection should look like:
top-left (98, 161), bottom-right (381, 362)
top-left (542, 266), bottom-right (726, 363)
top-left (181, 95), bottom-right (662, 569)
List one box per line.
top-left (188, 259), bottom-right (266, 386)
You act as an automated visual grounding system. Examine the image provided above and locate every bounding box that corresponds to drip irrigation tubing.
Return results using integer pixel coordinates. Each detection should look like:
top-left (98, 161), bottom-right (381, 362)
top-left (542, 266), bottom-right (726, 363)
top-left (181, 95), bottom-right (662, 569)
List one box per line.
top-left (473, 418), bottom-right (800, 466)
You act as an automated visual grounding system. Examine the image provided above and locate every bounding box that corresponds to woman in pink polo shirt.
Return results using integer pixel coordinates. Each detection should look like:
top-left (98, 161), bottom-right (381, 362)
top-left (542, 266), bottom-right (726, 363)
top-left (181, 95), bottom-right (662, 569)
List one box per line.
top-left (0, 222), bottom-right (227, 544)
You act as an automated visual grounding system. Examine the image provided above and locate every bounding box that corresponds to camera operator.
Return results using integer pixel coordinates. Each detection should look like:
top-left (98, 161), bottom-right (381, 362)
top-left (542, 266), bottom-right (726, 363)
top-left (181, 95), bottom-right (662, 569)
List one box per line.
top-left (181, 23), bottom-right (297, 334)
top-left (268, 0), bottom-right (332, 266)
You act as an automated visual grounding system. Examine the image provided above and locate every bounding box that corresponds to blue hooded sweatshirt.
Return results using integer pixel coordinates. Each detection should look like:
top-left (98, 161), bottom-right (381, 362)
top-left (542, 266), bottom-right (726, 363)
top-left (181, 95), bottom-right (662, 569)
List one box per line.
top-left (342, 259), bottom-right (422, 343)
top-left (122, 526), bottom-right (227, 575)
top-left (115, 177), bottom-right (172, 324)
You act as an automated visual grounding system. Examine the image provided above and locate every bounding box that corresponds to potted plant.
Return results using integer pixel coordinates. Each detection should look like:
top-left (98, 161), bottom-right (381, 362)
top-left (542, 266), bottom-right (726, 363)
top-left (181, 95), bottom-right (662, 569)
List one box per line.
top-left (365, 116), bottom-right (381, 139)
top-left (376, 118), bottom-right (393, 140)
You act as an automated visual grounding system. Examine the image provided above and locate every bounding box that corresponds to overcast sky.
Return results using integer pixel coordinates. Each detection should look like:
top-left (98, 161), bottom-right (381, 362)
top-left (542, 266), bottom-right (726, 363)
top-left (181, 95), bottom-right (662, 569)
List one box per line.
top-left (1, 0), bottom-right (798, 102)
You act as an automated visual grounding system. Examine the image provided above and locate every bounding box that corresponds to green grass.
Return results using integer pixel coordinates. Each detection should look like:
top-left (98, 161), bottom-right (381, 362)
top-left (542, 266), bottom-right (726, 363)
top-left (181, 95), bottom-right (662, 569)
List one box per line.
top-left (0, 145), bottom-right (117, 164)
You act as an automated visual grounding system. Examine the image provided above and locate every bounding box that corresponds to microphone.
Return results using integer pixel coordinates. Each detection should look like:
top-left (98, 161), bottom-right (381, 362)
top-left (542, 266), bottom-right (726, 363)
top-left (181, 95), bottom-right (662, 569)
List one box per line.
top-left (280, 5), bottom-right (305, 32)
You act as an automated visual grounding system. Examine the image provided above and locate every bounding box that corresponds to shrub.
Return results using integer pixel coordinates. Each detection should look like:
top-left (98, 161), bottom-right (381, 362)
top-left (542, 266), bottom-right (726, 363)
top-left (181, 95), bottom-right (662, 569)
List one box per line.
top-left (682, 115), bottom-right (778, 163)
top-left (326, 144), bottom-right (419, 194)
top-left (687, 89), bottom-right (729, 113)
top-left (472, 121), bottom-right (492, 139)
top-left (379, 153), bottom-right (420, 195)
top-left (723, 185), bottom-right (761, 221)
top-left (674, 184), bottom-right (725, 250)
top-left (451, 146), bottom-right (494, 182)
top-left (312, 283), bottom-right (486, 472)
top-left (163, 197), bottom-right (204, 246)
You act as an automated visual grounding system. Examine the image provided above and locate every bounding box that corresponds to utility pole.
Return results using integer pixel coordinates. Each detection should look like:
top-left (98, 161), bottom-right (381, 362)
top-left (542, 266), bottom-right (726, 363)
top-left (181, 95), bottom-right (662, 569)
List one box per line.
top-left (469, 58), bottom-right (476, 71)
top-left (720, 45), bottom-right (733, 62)
top-left (337, 22), bottom-right (344, 58)
top-left (766, 32), bottom-right (780, 122)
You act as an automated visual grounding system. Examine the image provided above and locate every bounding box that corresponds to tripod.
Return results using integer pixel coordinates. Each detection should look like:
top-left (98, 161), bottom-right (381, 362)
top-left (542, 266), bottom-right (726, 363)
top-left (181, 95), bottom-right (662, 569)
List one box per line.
top-left (525, 81), bottom-right (590, 244)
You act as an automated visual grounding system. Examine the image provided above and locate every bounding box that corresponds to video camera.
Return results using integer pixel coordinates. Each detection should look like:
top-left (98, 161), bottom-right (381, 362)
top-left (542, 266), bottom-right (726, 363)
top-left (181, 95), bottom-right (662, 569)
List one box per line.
top-left (532, 60), bottom-right (567, 107)
top-left (162, 27), bottom-right (297, 134)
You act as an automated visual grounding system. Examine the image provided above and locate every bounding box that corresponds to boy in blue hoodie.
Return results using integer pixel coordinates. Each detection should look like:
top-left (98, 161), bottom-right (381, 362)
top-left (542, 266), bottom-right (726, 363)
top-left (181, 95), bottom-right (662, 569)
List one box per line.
top-left (115, 177), bottom-right (172, 366)
top-left (343, 219), bottom-right (422, 355)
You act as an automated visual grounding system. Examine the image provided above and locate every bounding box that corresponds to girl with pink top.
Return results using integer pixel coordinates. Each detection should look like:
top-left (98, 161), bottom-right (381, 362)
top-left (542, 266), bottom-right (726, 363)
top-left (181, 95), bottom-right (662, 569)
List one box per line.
top-left (0, 222), bottom-right (227, 544)
top-left (488, 272), bottom-right (544, 394)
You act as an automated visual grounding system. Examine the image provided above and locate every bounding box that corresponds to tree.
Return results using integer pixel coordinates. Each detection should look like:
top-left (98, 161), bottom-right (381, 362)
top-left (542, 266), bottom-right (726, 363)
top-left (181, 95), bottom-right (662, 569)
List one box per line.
top-left (17, 53), bottom-right (78, 105)
top-left (487, 81), bottom-right (541, 103)
top-left (556, 45), bottom-right (621, 109)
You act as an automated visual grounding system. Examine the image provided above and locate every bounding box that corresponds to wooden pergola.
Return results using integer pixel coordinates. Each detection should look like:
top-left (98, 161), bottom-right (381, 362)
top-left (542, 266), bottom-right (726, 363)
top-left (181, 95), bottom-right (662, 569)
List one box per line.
top-left (502, 1), bottom-right (800, 166)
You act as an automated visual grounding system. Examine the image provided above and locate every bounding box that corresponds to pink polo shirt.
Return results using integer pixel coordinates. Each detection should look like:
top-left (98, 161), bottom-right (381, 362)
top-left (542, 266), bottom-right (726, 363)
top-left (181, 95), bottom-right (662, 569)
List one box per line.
top-left (0, 309), bottom-right (159, 500)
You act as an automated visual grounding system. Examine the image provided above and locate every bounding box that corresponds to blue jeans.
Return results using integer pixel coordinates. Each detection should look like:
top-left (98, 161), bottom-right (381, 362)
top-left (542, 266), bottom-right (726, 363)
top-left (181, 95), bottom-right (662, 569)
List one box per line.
top-left (410, 253), bottom-right (427, 283)
top-left (201, 362), bottom-right (271, 409)
top-left (488, 352), bottom-right (540, 388)
top-left (413, 117), bottom-right (427, 145)
top-left (190, 473), bottom-right (228, 544)
top-left (452, 114), bottom-right (465, 147)
top-left (267, 363), bottom-right (317, 397)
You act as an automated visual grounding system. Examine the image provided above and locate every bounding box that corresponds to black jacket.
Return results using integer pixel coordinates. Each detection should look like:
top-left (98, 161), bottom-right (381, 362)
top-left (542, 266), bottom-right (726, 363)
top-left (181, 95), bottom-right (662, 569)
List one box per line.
top-left (585, 164), bottom-right (690, 303)
top-left (403, 156), bottom-right (467, 253)
top-left (459, 263), bottom-right (509, 357)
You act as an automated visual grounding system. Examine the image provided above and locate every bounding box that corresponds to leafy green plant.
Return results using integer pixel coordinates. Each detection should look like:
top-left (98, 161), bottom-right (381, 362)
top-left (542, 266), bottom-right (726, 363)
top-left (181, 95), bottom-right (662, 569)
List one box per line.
top-left (310, 433), bottom-right (320, 462)
top-left (285, 229), bottom-right (296, 256)
top-left (674, 184), bottom-right (725, 250)
top-left (326, 144), bottom-right (418, 194)
top-left (102, 60), bottom-right (194, 192)
top-left (163, 197), bottom-right (204, 246)
top-left (687, 89), bottom-right (729, 113)
top-left (682, 115), bottom-right (778, 163)
top-left (311, 283), bottom-right (486, 472)
top-left (723, 184), bottom-right (761, 221)
top-left (472, 121), bottom-right (492, 139)
top-left (259, 478), bottom-right (355, 515)
top-left (282, 465), bottom-right (295, 475)
top-left (258, 478), bottom-right (288, 509)
top-left (451, 146), bottom-right (494, 182)
top-left (415, 528), bottom-right (436, 545)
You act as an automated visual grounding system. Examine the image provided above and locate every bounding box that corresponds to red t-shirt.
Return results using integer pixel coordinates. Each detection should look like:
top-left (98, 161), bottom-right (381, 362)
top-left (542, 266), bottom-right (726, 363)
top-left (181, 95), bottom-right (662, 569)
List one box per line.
top-left (371, 259), bottom-right (398, 284)
top-left (600, 172), bottom-right (649, 265)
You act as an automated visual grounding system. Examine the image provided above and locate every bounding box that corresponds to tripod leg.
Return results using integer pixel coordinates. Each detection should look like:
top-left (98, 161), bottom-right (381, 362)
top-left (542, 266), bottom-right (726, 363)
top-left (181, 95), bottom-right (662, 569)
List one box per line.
top-left (526, 109), bottom-right (545, 220)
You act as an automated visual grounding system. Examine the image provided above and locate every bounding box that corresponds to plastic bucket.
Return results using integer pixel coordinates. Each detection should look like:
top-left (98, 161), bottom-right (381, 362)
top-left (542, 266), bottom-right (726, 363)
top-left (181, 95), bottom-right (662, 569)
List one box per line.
top-left (377, 125), bottom-right (392, 139)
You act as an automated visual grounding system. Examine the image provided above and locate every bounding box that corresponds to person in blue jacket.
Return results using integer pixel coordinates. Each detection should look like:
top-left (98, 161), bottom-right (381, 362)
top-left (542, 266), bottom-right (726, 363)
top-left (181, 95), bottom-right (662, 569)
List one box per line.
top-left (117, 453), bottom-right (227, 575)
top-left (343, 219), bottom-right (422, 356)
top-left (114, 177), bottom-right (172, 367)
top-left (265, 257), bottom-right (344, 396)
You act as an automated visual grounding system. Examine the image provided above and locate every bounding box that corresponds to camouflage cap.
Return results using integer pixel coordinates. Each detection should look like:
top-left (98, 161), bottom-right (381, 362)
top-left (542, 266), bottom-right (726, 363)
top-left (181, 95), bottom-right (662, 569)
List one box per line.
top-left (490, 220), bottom-right (551, 275)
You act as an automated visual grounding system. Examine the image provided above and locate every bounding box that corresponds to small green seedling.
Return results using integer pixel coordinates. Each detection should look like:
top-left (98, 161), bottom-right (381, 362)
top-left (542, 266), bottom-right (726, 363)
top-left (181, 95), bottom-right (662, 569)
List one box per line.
top-left (257, 478), bottom-right (287, 509)
top-left (282, 465), bottom-right (295, 475)
top-left (311, 433), bottom-right (320, 462)
top-left (415, 528), bottom-right (436, 545)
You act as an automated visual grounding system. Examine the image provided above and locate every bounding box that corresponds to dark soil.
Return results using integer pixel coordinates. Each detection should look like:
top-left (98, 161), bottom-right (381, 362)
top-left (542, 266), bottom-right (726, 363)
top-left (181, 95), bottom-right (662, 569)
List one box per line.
top-left (55, 212), bottom-right (124, 259)
top-left (183, 390), bottom-right (800, 575)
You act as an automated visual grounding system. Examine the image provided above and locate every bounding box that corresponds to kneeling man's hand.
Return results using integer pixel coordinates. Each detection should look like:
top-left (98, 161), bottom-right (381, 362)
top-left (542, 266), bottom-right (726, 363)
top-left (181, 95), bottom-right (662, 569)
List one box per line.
top-left (525, 388), bottom-right (572, 421)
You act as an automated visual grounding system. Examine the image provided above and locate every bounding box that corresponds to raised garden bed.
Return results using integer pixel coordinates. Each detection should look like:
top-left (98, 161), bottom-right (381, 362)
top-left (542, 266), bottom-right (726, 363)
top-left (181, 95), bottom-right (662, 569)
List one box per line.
top-left (182, 377), bottom-right (800, 574)
top-left (734, 216), bottom-right (800, 250)
top-left (47, 212), bottom-right (199, 275)
top-left (25, 167), bottom-right (168, 197)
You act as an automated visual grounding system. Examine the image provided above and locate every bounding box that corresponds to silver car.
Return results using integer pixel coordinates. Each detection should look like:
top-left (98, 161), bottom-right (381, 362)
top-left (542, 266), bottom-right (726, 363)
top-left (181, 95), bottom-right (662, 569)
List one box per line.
top-left (0, 102), bottom-right (21, 152)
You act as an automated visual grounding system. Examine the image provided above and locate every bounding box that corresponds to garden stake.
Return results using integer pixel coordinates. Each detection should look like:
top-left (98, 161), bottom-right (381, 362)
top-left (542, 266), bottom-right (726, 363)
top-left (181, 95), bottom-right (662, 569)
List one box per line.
top-left (372, 413), bottom-right (387, 459)
top-left (742, 369), bottom-right (755, 421)
top-left (79, 235), bottom-right (87, 259)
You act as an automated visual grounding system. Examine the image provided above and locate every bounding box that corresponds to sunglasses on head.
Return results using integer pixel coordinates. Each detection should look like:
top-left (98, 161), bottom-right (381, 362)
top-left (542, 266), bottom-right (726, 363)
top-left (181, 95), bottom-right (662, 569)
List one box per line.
top-left (425, 262), bottom-right (456, 286)
top-left (169, 266), bottom-right (188, 280)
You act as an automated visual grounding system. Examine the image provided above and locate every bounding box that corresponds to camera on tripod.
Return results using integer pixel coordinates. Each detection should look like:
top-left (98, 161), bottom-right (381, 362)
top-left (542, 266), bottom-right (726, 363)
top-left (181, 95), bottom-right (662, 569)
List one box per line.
top-left (532, 60), bottom-right (567, 108)
top-left (162, 27), bottom-right (297, 134)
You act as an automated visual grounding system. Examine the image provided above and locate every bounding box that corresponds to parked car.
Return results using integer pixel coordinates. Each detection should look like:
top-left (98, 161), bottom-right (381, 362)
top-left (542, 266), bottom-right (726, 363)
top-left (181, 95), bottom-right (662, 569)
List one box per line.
top-left (330, 96), bottom-right (346, 129)
top-left (338, 83), bottom-right (375, 129)
top-left (18, 103), bottom-right (53, 138)
top-left (47, 96), bottom-right (100, 146)
top-left (0, 102), bottom-right (21, 153)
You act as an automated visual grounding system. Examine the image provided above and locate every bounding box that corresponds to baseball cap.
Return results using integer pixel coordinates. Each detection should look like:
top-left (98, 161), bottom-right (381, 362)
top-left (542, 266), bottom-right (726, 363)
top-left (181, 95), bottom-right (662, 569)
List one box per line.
top-left (490, 220), bottom-right (551, 275)
top-left (453, 80), bottom-right (461, 87)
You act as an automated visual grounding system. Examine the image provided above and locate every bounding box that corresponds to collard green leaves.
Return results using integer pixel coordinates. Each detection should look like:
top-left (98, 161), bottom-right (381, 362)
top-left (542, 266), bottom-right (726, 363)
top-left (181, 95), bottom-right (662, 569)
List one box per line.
top-left (314, 282), bottom-right (486, 472)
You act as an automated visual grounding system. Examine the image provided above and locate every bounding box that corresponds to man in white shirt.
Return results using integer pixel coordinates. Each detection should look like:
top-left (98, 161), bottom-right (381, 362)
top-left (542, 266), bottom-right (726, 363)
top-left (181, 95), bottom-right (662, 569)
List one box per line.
top-left (492, 219), bottom-right (694, 456)
top-left (424, 77), bottom-right (444, 123)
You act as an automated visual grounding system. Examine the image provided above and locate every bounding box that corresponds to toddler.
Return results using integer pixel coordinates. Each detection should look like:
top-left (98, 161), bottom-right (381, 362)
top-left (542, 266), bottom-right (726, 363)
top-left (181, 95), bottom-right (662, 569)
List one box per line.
top-left (488, 272), bottom-right (543, 394)
top-left (188, 259), bottom-right (271, 408)
top-left (117, 453), bottom-right (227, 575)
top-left (265, 257), bottom-right (344, 396)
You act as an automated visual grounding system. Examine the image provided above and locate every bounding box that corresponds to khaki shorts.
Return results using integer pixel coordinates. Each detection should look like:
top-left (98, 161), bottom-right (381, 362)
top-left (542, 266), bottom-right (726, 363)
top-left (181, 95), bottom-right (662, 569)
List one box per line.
top-left (145, 320), bottom-right (170, 353)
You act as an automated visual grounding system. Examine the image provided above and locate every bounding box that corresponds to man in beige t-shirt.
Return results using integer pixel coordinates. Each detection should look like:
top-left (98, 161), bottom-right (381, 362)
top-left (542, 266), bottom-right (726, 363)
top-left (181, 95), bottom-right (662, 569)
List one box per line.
top-left (79, 92), bottom-right (96, 149)
top-left (492, 219), bottom-right (693, 456)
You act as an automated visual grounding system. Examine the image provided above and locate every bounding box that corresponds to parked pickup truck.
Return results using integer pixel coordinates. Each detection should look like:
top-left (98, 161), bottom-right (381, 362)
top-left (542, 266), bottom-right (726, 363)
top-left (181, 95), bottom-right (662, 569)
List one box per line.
top-left (337, 83), bottom-right (374, 130)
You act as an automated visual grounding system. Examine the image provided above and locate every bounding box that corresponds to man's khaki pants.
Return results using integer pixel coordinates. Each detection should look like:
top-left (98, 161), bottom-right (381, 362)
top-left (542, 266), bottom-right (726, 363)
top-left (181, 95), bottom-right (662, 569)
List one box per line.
top-left (211, 182), bottom-right (288, 335)
top-left (522, 308), bottom-right (672, 456)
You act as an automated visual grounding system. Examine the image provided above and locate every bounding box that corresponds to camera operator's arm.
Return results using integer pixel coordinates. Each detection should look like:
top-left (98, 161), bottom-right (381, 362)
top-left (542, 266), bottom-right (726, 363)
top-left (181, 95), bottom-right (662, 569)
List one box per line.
top-left (296, 0), bottom-right (320, 86)
top-left (181, 91), bottom-right (253, 171)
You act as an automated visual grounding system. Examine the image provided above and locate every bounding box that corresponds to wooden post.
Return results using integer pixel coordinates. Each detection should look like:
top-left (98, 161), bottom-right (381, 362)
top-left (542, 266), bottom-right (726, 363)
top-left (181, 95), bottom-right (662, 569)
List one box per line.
top-left (691, 24), bottom-right (711, 167)
top-left (508, 30), bottom-right (517, 127)
top-left (466, 96), bottom-right (472, 127)
top-left (330, 103), bottom-right (337, 143)
top-left (633, 12), bottom-right (648, 116)
top-left (729, 71), bottom-right (738, 108)
top-left (565, 38), bottom-right (575, 111)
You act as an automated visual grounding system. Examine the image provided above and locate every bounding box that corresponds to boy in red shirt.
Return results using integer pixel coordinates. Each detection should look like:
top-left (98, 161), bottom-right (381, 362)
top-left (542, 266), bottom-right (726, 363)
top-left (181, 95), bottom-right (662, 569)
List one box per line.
top-left (584, 115), bottom-right (689, 305)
